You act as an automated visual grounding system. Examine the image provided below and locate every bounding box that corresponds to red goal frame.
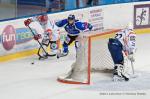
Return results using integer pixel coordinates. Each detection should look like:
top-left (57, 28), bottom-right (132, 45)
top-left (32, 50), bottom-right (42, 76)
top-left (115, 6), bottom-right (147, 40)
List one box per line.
top-left (57, 29), bottom-right (120, 84)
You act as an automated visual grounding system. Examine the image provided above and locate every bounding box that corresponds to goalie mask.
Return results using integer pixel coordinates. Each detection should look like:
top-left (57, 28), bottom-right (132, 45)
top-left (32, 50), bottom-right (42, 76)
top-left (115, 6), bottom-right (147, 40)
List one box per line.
top-left (126, 22), bottom-right (133, 30)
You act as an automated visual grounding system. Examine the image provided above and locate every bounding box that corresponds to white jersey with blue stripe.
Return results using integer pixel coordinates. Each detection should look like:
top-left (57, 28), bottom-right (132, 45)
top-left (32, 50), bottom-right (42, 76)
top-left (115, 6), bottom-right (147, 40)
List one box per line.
top-left (115, 28), bottom-right (136, 54)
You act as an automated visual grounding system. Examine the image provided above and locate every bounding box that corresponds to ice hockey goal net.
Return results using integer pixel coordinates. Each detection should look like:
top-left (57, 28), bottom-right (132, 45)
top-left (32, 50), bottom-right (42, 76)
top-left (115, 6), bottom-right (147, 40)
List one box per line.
top-left (57, 29), bottom-right (120, 84)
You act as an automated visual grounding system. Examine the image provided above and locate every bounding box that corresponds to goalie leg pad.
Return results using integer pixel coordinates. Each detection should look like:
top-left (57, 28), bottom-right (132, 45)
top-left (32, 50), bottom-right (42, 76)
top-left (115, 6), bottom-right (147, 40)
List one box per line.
top-left (113, 64), bottom-right (129, 81)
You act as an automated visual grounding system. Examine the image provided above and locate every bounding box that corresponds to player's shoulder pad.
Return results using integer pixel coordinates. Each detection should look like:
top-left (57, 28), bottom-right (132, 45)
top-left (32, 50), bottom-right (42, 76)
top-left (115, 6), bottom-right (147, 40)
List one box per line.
top-left (55, 19), bottom-right (68, 27)
top-left (75, 21), bottom-right (87, 30)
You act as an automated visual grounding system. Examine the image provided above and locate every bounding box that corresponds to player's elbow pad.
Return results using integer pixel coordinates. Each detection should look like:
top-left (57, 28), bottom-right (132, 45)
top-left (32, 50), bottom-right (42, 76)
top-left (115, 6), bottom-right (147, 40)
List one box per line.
top-left (55, 22), bottom-right (62, 27)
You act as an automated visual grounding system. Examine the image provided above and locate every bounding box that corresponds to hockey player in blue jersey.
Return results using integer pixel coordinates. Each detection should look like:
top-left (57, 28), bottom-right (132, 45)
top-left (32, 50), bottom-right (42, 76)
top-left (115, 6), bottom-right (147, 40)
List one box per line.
top-left (55, 14), bottom-right (93, 57)
top-left (108, 23), bottom-right (136, 81)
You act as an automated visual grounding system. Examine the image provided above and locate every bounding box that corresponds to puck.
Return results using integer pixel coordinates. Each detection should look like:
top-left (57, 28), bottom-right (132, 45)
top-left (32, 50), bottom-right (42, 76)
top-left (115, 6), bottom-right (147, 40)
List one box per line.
top-left (31, 62), bottom-right (34, 65)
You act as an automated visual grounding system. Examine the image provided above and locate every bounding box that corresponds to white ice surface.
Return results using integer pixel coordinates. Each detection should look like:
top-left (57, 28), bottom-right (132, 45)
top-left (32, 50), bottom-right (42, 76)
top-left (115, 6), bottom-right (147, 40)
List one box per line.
top-left (0, 34), bottom-right (150, 99)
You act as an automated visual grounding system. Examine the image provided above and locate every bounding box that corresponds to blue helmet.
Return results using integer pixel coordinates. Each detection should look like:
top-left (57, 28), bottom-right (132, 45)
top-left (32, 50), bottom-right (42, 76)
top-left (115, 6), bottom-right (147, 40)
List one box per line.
top-left (68, 14), bottom-right (75, 20)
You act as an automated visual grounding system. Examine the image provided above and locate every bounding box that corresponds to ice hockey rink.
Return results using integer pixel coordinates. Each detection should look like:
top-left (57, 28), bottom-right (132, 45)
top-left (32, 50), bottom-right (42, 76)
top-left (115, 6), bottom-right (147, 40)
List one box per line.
top-left (0, 32), bottom-right (150, 99)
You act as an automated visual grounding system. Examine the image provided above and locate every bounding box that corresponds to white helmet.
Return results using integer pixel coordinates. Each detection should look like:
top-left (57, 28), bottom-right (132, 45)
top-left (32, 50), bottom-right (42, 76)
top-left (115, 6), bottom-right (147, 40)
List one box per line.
top-left (126, 22), bottom-right (134, 30)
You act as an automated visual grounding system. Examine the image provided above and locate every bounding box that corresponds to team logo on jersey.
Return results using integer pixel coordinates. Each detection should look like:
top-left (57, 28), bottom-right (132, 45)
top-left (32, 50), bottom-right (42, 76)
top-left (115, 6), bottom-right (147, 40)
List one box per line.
top-left (0, 25), bottom-right (37, 51)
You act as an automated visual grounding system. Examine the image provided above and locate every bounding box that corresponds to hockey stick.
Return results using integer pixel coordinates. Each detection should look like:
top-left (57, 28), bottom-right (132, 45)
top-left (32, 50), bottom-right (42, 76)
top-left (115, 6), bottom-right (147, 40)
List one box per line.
top-left (130, 60), bottom-right (135, 74)
top-left (129, 60), bottom-right (139, 78)
top-left (38, 44), bottom-right (56, 57)
top-left (27, 26), bottom-right (50, 57)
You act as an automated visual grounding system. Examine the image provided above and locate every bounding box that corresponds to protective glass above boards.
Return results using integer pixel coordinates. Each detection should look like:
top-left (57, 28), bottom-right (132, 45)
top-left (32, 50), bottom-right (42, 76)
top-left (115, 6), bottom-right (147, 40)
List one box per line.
top-left (0, 0), bottom-right (147, 21)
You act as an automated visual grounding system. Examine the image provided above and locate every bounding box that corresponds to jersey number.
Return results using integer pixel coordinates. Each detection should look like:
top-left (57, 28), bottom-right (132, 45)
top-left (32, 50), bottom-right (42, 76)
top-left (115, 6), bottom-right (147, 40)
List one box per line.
top-left (115, 34), bottom-right (122, 39)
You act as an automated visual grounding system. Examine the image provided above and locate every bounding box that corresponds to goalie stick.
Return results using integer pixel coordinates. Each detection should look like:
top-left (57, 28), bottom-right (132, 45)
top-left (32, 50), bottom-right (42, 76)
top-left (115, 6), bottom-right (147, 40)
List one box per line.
top-left (130, 60), bottom-right (135, 74)
top-left (129, 60), bottom-right (139, 78)
top-left (124, 51), bottom-right (138, 78)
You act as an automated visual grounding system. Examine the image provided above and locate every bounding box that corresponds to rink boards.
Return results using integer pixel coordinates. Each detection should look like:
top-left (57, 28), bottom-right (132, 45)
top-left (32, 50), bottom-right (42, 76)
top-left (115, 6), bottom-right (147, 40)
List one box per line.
top-left (0, 1), bottom-right (150, 62)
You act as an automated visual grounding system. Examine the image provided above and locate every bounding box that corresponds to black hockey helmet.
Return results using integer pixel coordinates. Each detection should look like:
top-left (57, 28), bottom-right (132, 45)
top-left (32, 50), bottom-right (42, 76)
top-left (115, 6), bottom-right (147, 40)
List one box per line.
top-left (68, 14), bottom-right (75, 20)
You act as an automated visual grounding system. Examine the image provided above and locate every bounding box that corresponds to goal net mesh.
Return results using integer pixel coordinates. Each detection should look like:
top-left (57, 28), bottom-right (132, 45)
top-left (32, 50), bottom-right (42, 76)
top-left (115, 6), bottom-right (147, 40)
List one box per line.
top-left (58, 29), bottom-right (119, 84)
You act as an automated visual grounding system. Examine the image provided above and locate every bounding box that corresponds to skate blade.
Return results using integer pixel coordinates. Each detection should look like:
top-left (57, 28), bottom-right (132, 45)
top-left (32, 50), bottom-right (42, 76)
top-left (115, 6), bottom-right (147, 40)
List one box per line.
top-left (57, 52), bottom-right (68, 59)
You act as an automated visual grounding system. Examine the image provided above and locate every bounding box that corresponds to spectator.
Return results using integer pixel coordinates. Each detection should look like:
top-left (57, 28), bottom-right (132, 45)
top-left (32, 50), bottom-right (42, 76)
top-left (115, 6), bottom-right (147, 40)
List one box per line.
top-left (87, 0), bottom-right (93, 6)
top-left (46, 0), bottom-right (65, 13)
top-left (87, 0), bottom-right (99, 6)
top-left (76, 0), bottom-right (80, 8)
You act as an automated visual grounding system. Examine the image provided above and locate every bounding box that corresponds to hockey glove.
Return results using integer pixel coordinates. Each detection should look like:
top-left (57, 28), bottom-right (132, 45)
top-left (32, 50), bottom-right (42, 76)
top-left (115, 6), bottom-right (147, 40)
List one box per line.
top-left (33, 34), bottom-right (42, 40)
top-left (24, 19), bottom-right (32, 26)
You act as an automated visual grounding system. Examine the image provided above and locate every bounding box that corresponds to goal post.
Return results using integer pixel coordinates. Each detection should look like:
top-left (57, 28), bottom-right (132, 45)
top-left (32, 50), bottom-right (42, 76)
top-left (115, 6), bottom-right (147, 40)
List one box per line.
top-left (57, 29), bottom-right (120, 84)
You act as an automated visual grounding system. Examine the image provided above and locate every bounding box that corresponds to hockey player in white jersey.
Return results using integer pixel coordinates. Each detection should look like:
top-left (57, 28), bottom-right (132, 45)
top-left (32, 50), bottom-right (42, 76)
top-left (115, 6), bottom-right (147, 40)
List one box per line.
top-left (24, 14), bottom-right (60, 60)
top-left (108, 23), bottom-right (136, 81)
